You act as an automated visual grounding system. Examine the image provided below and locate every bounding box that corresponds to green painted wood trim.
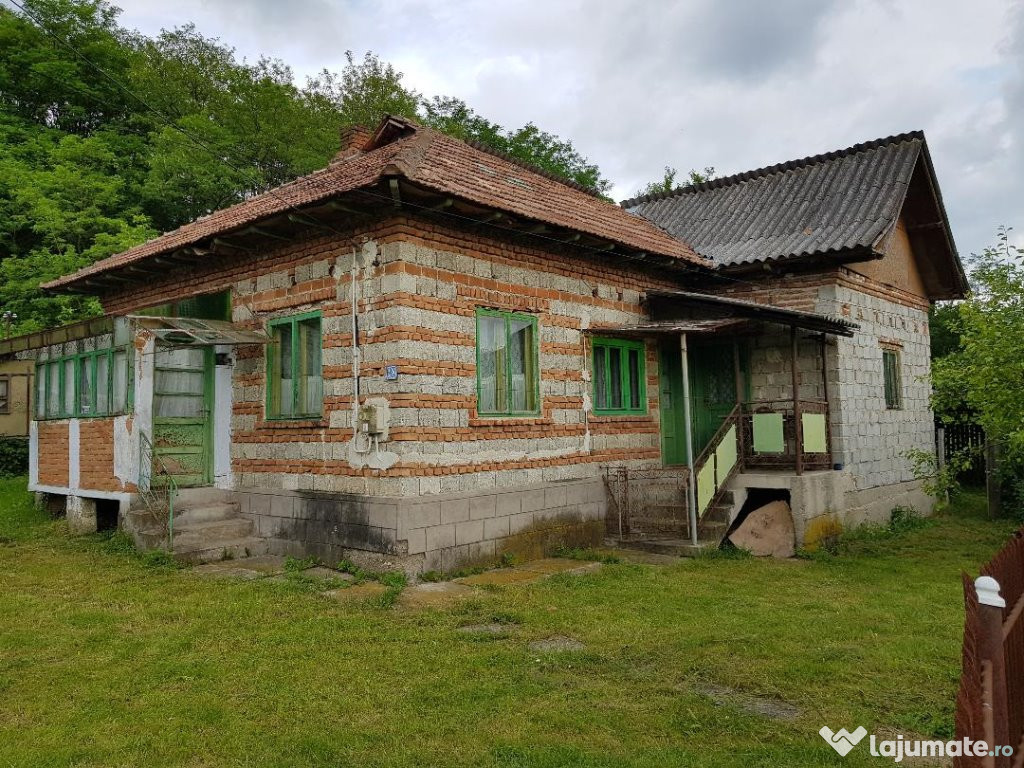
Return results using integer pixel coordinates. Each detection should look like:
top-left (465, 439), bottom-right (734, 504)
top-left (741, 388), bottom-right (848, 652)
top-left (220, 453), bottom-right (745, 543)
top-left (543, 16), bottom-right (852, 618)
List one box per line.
top-left (475, 308), bottom-right (541, 417)
top-left (591, 336), bottom-right (647, 415)
top-left (265, 310), bottom-right (323, 420)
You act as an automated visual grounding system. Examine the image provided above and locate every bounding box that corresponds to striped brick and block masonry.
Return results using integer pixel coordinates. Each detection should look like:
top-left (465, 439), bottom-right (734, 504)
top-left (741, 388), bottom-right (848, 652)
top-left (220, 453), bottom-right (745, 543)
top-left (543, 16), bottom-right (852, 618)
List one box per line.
top-left (93, 215), bottom-right (682, 571)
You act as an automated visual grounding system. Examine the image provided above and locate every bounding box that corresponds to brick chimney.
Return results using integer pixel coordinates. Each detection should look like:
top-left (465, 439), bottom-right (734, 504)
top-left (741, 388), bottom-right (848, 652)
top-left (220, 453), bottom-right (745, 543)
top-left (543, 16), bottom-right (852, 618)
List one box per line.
top-left (331, 125), bottom-right (373, 164)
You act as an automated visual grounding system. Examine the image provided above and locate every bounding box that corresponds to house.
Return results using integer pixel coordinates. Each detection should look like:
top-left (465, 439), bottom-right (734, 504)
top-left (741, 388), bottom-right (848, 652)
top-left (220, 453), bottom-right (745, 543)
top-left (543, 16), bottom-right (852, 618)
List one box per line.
top-left (0, 358), bottom-right (33, 438)
top-left (10, 116), bottom-right (966, 570)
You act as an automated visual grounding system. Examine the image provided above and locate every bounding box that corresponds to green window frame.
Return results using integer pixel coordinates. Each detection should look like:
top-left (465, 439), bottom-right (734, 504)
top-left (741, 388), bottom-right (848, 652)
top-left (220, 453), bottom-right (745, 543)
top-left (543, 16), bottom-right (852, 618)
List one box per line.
top-left (266, 311), bottom-right (323, 420)
top-left (591, 337), bottom-right (647, 415)
top-left (34, 347), bottom-right (133, 420)
top-left (475, 309), bottom-right (540, 417)
top-left (883, 348), bottom-right (902, 410)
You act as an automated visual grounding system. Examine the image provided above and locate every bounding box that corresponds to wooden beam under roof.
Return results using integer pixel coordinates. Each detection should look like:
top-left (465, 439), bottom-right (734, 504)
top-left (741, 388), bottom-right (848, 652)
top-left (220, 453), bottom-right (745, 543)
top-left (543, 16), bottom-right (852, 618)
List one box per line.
top-left (240, 225), bottom-right (290, 242)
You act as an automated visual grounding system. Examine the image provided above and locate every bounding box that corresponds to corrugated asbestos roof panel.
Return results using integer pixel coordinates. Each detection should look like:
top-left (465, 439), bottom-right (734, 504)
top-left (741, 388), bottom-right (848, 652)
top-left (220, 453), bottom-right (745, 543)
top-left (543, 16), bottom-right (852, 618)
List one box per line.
top-left (625, 134), bottom-right (923, 268)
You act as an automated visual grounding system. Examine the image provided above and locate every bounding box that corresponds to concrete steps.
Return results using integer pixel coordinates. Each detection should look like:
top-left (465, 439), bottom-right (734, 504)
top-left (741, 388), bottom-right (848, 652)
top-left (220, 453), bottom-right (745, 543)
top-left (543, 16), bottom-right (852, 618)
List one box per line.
top-left (126, 488), bottom-right (268, 564)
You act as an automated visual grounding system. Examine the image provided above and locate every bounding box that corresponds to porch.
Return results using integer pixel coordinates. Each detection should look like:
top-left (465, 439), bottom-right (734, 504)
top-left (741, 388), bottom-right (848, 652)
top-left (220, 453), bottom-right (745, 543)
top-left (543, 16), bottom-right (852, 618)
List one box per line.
top-left (598, 290), bottom-right (857, 552)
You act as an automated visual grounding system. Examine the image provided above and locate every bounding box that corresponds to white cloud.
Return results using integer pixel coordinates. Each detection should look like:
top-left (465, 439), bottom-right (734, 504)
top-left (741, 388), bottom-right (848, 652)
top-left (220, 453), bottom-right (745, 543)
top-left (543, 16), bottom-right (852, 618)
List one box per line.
top-left (115, 0), bottom-right (1022, 259)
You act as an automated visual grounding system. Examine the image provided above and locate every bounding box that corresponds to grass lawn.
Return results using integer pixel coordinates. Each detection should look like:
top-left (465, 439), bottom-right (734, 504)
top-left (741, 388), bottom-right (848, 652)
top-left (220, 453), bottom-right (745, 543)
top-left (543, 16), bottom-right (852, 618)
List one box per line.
top-left (0, 477), bottom-right (1014, 767)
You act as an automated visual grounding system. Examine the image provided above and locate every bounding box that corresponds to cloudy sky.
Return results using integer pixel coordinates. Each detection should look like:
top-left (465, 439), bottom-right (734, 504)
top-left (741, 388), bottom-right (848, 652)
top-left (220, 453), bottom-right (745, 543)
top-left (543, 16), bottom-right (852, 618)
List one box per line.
top-left (117, 0), bottom-right (1022, 260)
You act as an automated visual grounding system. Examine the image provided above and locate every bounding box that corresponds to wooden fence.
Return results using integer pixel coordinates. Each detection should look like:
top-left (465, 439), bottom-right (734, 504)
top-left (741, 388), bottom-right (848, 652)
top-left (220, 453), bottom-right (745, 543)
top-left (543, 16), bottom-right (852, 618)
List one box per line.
top-left (956, 529), bottom-right (1024, 766)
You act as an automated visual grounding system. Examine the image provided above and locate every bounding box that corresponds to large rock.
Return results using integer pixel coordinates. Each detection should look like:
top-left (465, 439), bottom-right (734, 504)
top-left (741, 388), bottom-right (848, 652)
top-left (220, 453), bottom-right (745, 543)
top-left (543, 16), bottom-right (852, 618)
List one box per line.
top-left (727, 500), bottom-right (795, 558)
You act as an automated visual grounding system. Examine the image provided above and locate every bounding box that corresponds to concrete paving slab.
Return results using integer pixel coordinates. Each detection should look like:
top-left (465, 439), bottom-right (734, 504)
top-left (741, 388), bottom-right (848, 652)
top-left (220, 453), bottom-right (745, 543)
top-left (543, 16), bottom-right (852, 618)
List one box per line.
top-left (513, 557), bottom-right (601, 576)
top-left (191, 555), bottom-right (287, 580)
top-left (322, 582), bottom-right (388, 602)
top-left (453, 568), bottom-right (540, 586)
top-left (397, 581), bottom-right (475, 609)
top-left (528, 635), bottom-right (585, 653)
top-left (301, 566), bottom-right (354, 582)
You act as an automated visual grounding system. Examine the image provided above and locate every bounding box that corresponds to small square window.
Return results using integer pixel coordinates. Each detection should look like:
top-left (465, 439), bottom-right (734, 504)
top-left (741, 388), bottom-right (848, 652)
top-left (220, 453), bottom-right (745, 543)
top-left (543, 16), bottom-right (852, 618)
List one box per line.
top-left (883, 348), bottom-right (902, 409)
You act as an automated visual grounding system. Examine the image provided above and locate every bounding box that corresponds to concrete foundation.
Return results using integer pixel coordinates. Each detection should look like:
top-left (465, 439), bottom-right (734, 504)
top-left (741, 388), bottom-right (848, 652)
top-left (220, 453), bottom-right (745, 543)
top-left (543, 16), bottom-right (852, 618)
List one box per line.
top-left (238, 477), bottom-right (606, 575)
top-left (731, 470), bottom-right (933, 549)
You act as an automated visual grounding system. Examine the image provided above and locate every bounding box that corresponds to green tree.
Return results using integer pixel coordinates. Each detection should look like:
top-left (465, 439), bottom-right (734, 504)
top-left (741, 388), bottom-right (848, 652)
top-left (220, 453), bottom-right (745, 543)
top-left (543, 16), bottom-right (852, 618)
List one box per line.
top-left (932, 228), bottom-right (1024, 440)
top-left (421, 96), bottom-right (611, 194)
top-left (0, 1), bottom-right (615, 333)
top-left (634, 165), bottom-right (716, 198)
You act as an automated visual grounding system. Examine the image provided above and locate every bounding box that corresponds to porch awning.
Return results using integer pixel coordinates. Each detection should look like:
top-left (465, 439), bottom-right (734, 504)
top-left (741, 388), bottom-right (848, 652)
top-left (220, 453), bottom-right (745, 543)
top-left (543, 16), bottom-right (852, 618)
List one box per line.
top-left (645, 289), bottom-right (858, 337)
top-left (589, 318), bottom-right (748, 336)
top-left (129, 316), bottom-right (270, 346)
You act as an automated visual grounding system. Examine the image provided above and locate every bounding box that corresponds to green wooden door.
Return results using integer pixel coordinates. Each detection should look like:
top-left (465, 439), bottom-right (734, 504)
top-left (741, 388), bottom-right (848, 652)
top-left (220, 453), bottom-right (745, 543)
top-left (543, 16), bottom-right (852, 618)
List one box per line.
top-left (658, 340), bottom-right (687, 465)
top-left (689, 344), bottom-right (744, 453)
top-left (153, 346), bottom-right (213, 487)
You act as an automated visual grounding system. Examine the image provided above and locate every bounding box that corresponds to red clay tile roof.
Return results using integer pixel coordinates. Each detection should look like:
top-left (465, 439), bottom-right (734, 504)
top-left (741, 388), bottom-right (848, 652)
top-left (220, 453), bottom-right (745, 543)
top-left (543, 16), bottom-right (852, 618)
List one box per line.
top-left (45, 117), bottom-right (705, 290)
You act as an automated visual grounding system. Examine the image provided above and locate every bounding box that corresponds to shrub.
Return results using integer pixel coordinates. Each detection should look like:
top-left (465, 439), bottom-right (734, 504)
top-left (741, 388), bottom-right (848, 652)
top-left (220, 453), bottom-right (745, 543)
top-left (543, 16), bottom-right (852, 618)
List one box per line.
top-left (0, 437), bottom-right (29, 477)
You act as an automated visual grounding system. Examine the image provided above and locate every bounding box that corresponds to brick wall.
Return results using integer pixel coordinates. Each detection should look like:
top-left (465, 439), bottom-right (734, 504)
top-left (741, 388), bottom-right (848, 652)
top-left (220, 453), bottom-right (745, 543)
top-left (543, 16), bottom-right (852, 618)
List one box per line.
top-left (99, 215), bottom-right (682, 498)
top-left (78, 419), bottom-right (119, 492)
top-left (37, 422), bottom-right (69, 487)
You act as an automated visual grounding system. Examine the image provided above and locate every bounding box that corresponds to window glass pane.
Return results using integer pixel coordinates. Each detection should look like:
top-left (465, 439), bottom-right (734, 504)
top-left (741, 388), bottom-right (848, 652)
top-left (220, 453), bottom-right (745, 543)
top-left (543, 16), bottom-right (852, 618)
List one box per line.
top-left (0, 378), bottom-right (8, 412)
top-left (609, 348), bottom-right (622, 409)
top-left (593, 346), bottom-right (607, 409)
top-left (297, 317), bottom-right (322, 416)
top-left (79, 357), bottom-right (93, 414)
top-left (628, 349), bottom-right (641, 410)
top-left (508, 317), bottom-right (535, 412)
top-left (274, 323), bottom-right (294, 417)
top-left (883, 350), bottom-right (901, 409)
top-left (48, 363), bottom-right (60, 416)
top-left (113, 350), bottom-right (128, 413)
top-left (478, 315), bottom-right (506, 413)
top-left (36, 368), bottom-right (45, 418)
top-left (64, 359), bottom-right (75, 414)
top-left (95, 353), bottom-right (109, 415)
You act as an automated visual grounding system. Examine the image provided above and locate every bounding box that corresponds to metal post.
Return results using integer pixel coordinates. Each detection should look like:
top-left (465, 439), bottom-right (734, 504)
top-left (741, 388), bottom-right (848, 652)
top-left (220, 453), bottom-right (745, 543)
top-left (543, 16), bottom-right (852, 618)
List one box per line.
top-left (733, 339), bottom-right (745, 462)
top-left (986, 439), bottom-right (1002, 519)
top-left (976, 576), bottom-right (1010, 767)
top-left (936, 425), bottom-right (949, 506)
top-left (680, 333), bottom-right (698, 546)
top-left (791, 325), bottom-right (803, 476)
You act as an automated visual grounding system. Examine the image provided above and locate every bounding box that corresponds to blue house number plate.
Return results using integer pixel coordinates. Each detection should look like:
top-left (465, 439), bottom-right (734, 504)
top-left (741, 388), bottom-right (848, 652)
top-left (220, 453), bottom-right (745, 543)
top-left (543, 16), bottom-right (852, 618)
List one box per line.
top-left (385, 365), bottom-right (399, 381)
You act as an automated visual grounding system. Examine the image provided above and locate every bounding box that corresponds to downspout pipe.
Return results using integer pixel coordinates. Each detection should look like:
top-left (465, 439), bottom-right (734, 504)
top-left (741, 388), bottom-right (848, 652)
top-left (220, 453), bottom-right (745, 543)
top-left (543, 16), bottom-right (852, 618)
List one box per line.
top-left (680, 333), bottom-right (698, 546)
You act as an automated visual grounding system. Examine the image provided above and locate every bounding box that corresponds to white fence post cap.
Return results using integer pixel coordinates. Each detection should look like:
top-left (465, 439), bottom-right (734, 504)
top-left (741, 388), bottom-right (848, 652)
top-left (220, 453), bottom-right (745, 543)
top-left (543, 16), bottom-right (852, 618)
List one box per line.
top-left (975, 575), bottom-right (1007, 608)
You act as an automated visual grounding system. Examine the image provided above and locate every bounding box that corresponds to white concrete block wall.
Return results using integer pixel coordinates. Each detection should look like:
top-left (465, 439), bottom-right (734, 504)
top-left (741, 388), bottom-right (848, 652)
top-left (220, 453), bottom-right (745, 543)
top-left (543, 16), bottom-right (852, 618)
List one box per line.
top-left (820, 285), bottom-right (933, 490)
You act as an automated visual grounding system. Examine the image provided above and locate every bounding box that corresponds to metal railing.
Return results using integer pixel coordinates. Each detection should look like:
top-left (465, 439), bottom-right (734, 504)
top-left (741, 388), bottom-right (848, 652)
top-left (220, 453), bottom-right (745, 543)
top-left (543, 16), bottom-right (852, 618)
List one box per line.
top-left (692, 404), bottom-right (743, 522)
top-left (602, 466), bottom-right (690, 539)
top-left (138, 431), bottom-right (178, 551)
top-left (740, 399), bottom-right (833, 471)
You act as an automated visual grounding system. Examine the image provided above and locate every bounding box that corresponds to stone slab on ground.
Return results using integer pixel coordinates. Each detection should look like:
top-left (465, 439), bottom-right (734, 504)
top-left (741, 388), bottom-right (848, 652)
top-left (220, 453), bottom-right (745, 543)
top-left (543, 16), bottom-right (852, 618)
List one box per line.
top-left (301, 566), bottom-right (354, 582)
top-left (454, 558), bottom-right (604, 587)
top-left (528, 635), bottom-right (585, 653)
top-left (397, 581), bottom-right (475, 609)
top-left (727, 500), bottom-right (796, 558)
top-left (323, 582), bottom-right (388, 602)
top-left (454, 568), bottom-right (541, 586)
top-left (697, 684), bottom-right (801, 721)
top-left (514, 558), bottom-right (602, 576)
top-left (190, 555), bottom-right (287, 580)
